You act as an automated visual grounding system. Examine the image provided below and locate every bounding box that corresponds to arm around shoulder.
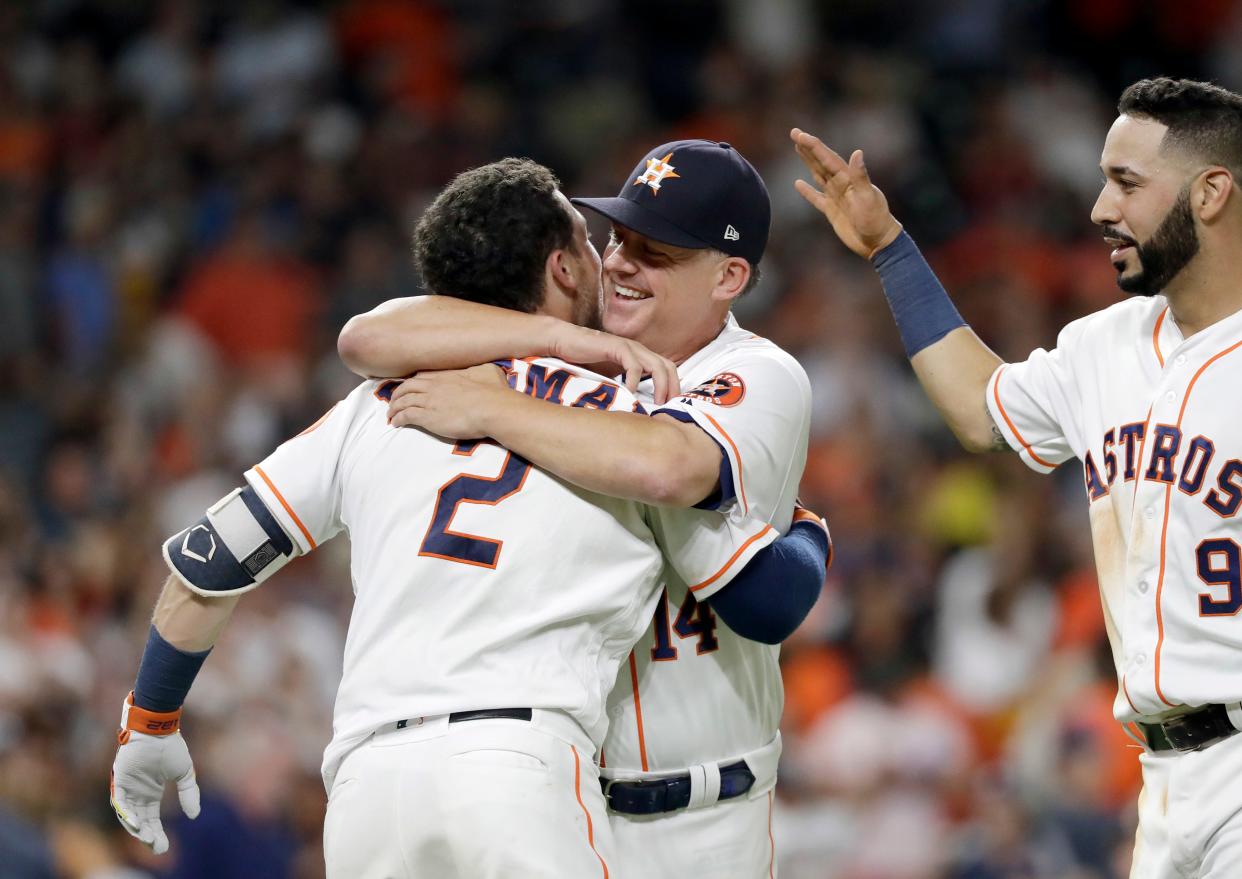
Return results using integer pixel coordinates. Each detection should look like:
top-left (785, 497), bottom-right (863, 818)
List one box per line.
top-left (479, 392), bottom-right (724, 508)
top-left (338, 295), bottom-right (561, 378)
top-left (386, 367), bottom-right (724, 507)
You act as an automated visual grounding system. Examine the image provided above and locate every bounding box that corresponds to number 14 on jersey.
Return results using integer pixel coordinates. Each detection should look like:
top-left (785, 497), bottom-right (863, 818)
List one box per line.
top-left (651, 587), bottom-right (719, 660)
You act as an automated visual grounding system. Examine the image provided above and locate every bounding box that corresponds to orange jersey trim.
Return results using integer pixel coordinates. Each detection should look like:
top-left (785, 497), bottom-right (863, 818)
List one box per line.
top-left (571, 745), bottom-right (610, 878)
top-left (296, 403), bottom-right (337, 437)
top-left (767, 790), bottom-right (776, 879)
top-left (991, 366), bottom-right (1056, 469)
top-left (1152, 478), bottom-right (1176, 707)
top-left (1151, 307), bottom-right (1168, 368)
top-left (253, 465), bottom-right (317, 550)
top-left (627, 652), bottom-right (650, 771)
top-left (689, 524), bottom-right (775, 593)
top-left (1121, 675), bottom-right (1139, 714)
top-left (699, 410), bottom-right (749, 514)
top-left (1152, 337), bottom-right (1242, 707)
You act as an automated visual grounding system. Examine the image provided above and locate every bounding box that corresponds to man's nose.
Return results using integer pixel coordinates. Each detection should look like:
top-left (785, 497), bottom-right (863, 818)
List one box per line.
top-left (1090, 187), bottom-right (1119, 227)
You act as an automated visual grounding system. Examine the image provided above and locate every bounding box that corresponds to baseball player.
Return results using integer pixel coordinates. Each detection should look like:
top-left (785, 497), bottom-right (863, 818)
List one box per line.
top-left (341, 140), bottom-right (815, 876)
top-left (109, 158), bottom-right (829, 878)
top-left (790, 77), bottom-right (1242, 879)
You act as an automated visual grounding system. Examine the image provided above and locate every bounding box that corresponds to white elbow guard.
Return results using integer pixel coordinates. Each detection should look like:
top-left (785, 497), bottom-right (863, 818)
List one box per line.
top-left (162, 486), bottom-right (299, 597)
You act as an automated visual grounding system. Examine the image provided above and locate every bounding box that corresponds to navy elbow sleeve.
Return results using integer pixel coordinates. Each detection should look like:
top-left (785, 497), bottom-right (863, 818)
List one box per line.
top-left (709, 520), bottom-right (828, 644)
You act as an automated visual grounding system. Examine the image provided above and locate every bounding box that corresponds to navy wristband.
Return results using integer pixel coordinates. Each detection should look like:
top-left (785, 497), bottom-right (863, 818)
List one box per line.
top-left (871, 231), bottom-right (967, 358)
top-left (133, 625), bottom-right (211, 713)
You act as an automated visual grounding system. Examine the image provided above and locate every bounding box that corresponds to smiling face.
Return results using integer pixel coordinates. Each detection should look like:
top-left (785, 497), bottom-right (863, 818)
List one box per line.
top-left (1091, 114), bottom-right (1202, 297)
top-left (600, 224), bottom-right (739, 361)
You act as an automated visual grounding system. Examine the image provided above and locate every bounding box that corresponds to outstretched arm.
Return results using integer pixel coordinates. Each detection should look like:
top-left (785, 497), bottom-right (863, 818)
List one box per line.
top-left (790, 128), bottom-right (1007, 453)
top-left (338, 295), bottom-right (679, 402)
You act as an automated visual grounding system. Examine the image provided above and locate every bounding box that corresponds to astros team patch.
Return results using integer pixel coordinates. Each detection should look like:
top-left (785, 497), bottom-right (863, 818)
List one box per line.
top-left (682, 372), bottom-right (746, 407)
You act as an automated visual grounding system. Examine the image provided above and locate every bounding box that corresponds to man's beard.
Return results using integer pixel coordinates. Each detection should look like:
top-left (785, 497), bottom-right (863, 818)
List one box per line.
top-left (1111, 186), bottom-right (1201, 297)
top-left (573, 283), bottom-right (604, 330)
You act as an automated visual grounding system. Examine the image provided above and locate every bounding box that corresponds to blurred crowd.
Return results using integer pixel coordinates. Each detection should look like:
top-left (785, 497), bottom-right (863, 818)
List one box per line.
top-left (3, 1), bottom-right (1241, 877)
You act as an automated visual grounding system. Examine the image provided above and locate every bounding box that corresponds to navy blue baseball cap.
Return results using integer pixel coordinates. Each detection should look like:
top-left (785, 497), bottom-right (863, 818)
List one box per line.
top-left (572, 140), bottom-right (771, 265)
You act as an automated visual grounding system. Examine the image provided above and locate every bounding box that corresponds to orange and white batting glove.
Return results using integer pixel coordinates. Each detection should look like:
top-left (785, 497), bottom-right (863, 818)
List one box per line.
top-left (792, 500), bottom-right (833, 571)
top-left (109, 691), bottom-right (200, 854)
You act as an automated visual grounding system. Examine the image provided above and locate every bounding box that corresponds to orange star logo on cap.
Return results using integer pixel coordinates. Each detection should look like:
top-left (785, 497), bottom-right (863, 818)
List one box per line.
top-left (634, 152), bottom-right (680, 195)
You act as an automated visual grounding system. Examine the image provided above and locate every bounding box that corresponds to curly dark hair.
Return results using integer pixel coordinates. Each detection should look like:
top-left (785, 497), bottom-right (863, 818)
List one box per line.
top-left (1119, 77), bottom-right (1242, 178)
top-left (413, 158), bottom-right (573, 313)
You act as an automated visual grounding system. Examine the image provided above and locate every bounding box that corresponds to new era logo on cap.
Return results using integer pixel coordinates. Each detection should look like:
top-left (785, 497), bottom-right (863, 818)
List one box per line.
top-left (572, 139), bottom-right (771, 265)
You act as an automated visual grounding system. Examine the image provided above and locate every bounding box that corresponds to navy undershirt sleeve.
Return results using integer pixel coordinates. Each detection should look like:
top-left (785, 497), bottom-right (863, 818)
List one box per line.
top-left (707, 519), bottom-right (829, 644)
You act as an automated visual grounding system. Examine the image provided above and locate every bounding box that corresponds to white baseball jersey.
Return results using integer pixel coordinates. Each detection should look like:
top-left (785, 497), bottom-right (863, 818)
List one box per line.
top-left (602, 314), bottom-right (813, 775)
top-left (986, 296), bottom-right (1242, 722)
top-left (216, 356), bottom-right (776, 789)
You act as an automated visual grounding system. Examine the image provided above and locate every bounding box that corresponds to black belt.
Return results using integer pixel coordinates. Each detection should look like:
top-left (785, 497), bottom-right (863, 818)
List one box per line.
top-left (602, 760), bottom-right (755, 815)
top-left (1139, 703), bottom-right (1239, 753)
top-left (395, 707), bottom-right (532, 729)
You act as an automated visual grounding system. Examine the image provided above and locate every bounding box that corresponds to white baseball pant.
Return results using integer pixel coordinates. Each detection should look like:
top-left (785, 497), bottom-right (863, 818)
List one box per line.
top-left (323, 710), bottom-right (615, 879)
top-left (610, 791), bottom-right (777, 878)
top-left (1131, 721), bottom-right (1242, 878)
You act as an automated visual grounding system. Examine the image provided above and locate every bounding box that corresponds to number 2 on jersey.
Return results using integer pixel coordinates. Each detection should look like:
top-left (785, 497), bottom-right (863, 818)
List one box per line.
top-left (651, 587), bottom-right (719, 660)
top-left (419, 439), bottom-right (532, 569)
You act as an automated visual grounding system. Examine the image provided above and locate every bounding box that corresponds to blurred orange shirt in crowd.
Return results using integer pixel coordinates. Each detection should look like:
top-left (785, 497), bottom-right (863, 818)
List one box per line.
top-left (337, 0), bottom-right (459, 121)
top-left (177, 240), bottom-right (322, 365)
top-left (0, 116), bottom-right (50, 181)
top-left (1053, 568), bottom-right (1107, 651)
top-left (781, 644), bottom-right (853, 735)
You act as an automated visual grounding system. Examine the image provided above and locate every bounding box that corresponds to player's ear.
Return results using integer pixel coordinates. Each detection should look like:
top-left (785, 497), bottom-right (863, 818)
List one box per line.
top-left (546, 248), bottom-right (579, 292)
top-left (710, 255), bottom-right (750, 304)
top-left (1196, 166), bottom-right (1234, 223)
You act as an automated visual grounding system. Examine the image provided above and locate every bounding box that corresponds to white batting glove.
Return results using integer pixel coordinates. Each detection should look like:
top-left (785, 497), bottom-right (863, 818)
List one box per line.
top-left (109, 691), bottom-right (201, 854)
